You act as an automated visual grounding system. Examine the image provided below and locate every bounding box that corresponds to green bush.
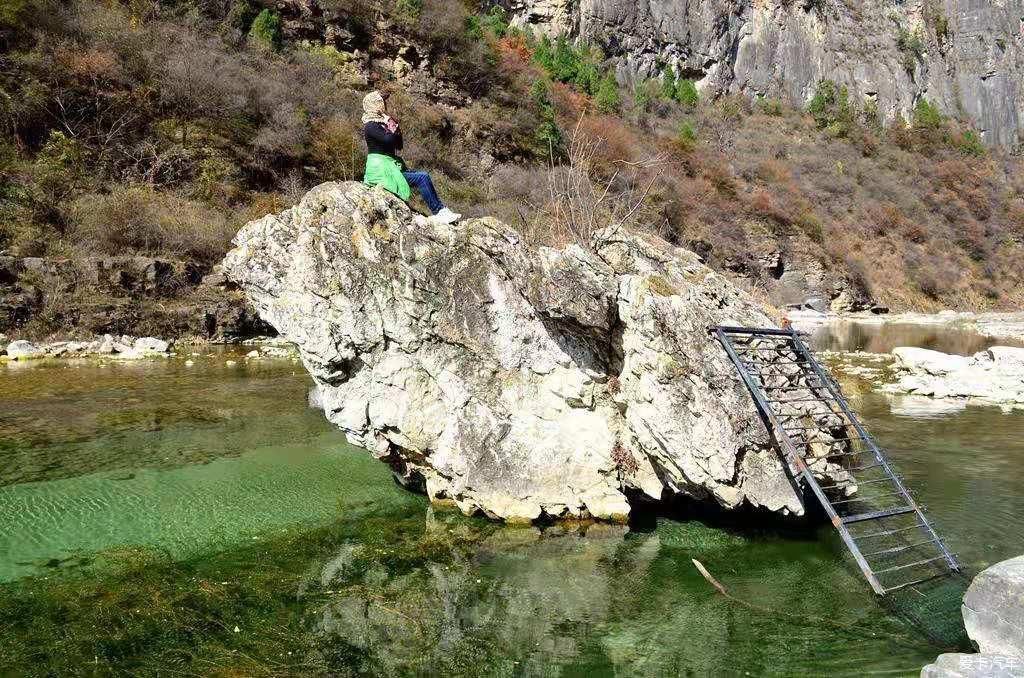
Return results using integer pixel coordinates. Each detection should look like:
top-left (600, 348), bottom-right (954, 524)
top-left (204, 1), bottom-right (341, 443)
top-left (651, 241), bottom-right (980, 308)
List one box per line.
top-left (660, 70), bottom-right (676, 100)
top-left (466, 6), bottom-right (511, 39)
top-left (530, 80), bottom-right (562, 157)
top-left (756, 96), bottom-right (784, 116)
top-left (248, 9), bottom-right (281, 50)
top-left (896, 25), bottom-right (925, 73)
top-left (957, 129), bottom-right (985, 157)
top-left (912, 98), bottom-right (944, 129)
top-left (808, 80), bottom-right (856, 137)
top-left (676, 119), bottom-right (698, 151)
top-left (675, 78), bottom-right (699, 108)
top-left (533, 36), bottom-right (603, 94)
top-left (594, 72), bottom-right (621, 113)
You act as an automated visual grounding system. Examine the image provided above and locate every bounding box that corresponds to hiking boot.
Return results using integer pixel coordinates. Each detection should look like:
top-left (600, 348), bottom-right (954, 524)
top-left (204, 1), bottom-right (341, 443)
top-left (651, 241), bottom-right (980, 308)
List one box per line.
top-left (434, 207), bottom-right (461, 224)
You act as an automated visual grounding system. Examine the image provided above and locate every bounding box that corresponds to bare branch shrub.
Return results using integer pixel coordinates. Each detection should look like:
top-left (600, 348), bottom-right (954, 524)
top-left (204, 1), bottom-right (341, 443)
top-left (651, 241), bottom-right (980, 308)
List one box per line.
top-left (70, 185), bottom-right (235, 261)
top-left (537, 117), bottom-right (666, 247)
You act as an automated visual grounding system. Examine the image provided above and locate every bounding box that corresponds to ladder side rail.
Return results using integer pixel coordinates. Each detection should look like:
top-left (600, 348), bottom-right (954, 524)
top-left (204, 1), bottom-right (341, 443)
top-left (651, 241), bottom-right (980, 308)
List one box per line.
top-left (788, 330), bottom-right (960, 572)
top-left (716, 329), bottom-right (886, 594)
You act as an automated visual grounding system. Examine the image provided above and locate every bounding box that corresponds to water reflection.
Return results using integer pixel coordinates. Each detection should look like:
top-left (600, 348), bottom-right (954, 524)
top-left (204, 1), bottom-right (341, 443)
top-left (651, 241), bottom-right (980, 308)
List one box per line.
top-left (308, 510), bottom-right (935, 675)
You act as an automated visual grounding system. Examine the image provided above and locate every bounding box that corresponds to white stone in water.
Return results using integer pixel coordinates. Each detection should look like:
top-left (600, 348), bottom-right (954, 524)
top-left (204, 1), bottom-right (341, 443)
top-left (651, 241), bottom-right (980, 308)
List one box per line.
top-left (5, 340), bottom-right (42, 360)
top-left (225, 360), bottom-right (237, 366)
top-left (185, 360), bottom-right (195, 367)
top-left (97, 334), bottom-right (115, 355)
top-left (246, 350), bottom-right (260, 359)
top-left (222, 181), bottom-right (855, 524)
top-left (890, 346), bottom-right (1024, 405)
top-left (134, 337), bottom-right (170, 353)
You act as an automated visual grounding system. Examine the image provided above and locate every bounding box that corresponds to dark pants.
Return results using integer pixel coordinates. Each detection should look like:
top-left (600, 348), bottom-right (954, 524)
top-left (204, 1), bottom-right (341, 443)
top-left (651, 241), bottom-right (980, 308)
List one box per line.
top-left (402, 170), bottom-right (445, 215)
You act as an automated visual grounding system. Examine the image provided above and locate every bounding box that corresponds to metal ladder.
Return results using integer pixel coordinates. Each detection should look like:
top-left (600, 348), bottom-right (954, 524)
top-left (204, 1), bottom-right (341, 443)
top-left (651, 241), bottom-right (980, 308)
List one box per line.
top-left (714, 325), bottom-right (960, 595)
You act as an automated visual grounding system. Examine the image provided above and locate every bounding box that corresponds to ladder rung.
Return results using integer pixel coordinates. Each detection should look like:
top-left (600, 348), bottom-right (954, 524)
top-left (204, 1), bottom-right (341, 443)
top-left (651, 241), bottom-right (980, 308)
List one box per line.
top-left (789, 435), bottom-right (872, 446)
top-left (767, 396), bottom-right (842, 405)
top-left (819, 477), bottom-right (894, 490)
top-left (740, 359), bottom-right (812, 368)
top-left (874, 555), bottom-right (947, 575)
top-left (851, 522), bottom-right (927, 540)
top-left (863, 538), bottom-right (943, 558)
top-left (830, 491), bottom-right (904, 506)
top-left (842, 506), bottom-right (915, 524)
top-left (882, 572), bottom-right (948, 594)
top-left (846, 462), bottom-right (886, 472)
top-left (783, 423), bottom-right (857, 431)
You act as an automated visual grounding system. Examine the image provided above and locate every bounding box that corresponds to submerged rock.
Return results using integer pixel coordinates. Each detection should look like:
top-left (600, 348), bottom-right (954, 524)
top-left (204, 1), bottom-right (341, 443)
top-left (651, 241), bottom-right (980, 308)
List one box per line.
top-left (888, 347), bottom-right (1024, 405)
top-left (224, 181), bottom-right (852, 522)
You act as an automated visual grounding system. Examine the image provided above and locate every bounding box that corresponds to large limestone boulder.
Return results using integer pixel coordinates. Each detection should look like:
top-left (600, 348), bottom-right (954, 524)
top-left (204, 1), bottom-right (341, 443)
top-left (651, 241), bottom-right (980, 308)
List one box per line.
top-left (224, 181), bottom-right (851, 522)
top-left (963, 556), bottom-right (1024, 657)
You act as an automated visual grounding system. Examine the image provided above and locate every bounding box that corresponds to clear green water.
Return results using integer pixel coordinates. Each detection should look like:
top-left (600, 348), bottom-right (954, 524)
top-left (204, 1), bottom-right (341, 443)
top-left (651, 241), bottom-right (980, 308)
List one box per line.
top-left (0, 338), bottom-right (1021, 676)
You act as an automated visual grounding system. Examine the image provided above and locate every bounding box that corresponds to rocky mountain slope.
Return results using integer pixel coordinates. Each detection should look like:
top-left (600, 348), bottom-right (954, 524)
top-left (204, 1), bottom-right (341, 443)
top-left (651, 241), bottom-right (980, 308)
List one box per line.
top-left (2, 0), bottom-right (1022, 341)
top-left (224, 181), bottom-right (857, 521)
top-left (510, 0), bottom-right (1024, 149)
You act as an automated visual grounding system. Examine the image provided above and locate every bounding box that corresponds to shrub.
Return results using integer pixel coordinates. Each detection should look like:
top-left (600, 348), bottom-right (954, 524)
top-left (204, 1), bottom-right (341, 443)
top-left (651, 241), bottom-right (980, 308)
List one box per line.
top-left (757, 96), bottom-right (784, 116)
top-left (807, 80), bottom-right (855, 137)
top-left (309, 116), bottom-right (362, 181)
top-left (675, 78), bottom-right (699, 108)
top-left (660, 70), bottom-right (676, 100)
top-left (594, 72), bottom-right (621, 113)
top-left (912, 98), bottom-right (943, 129)
top-left (956, 129), bottom-right (985, 157)
top-left (896, 25), bottom-right (925, 73)
top-left (70, 185), bottom-right (235, 261)
top-left (248, 9), bottom-right (281, 50)
top-left (530, 80), bottom-right (562, 157)
top-left (676, 119), bottom-right (698, 151)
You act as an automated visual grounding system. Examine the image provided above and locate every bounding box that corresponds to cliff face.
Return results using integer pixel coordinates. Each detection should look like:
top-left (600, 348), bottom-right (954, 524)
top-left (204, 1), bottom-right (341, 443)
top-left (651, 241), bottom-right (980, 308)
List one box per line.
top-left (508, 0), bottom-right (1024, 148)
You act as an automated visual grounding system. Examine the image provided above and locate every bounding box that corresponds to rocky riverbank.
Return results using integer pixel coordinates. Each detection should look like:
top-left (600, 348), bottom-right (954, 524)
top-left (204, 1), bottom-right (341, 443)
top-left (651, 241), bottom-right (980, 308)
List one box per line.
top-left (790, 311), bottom-right (1024, 345)
top-left (922, 556), bottom-right (1024, 677)
top-left (0, 333), bottom-right (297, 364)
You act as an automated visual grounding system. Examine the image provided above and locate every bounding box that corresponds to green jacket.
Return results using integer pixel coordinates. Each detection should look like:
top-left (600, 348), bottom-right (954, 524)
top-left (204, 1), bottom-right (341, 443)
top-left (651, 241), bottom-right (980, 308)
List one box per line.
top-left (363, 153), bottom-right (410, 201)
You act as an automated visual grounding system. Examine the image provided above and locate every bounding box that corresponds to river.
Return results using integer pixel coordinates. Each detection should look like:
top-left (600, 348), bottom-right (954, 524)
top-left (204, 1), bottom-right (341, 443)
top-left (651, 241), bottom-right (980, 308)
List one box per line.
top-left (1, 323), bottom-right (1022, 676)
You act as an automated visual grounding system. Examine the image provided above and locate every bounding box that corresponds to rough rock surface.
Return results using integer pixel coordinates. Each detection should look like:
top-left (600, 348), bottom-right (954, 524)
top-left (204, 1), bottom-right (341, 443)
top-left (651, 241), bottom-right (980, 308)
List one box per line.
top-left (224, 181), bottom-right (854, 522)
top-left (963, 556), bottom-right (1024, 657)
top-left (886, 346), bottom-right (1024, 404)
top-left (509, 0), bottom-right (1024, 148)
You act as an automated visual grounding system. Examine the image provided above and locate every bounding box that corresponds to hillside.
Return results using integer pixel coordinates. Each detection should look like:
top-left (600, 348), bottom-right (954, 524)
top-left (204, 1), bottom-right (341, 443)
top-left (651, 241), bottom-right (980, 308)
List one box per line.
top-left (1, 0), bottom-right (1022, 339)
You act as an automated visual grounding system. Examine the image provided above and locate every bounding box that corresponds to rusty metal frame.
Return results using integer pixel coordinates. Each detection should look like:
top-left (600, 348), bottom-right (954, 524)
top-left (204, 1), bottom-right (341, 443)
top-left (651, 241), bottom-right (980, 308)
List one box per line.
top-left (713, 325), bottom-right (960, 596)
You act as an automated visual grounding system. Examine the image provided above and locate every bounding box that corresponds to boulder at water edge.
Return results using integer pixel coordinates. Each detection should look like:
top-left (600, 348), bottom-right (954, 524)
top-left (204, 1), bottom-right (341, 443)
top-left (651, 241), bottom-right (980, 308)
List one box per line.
top-left (223, 181), bottom-right (852, 522)
top-left (921, 556), bottom-right (1024, 677)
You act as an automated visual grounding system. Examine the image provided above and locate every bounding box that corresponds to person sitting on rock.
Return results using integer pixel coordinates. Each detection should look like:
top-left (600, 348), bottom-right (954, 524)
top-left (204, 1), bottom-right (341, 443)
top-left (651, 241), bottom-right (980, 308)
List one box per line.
top-left (361, 90), bottom-right (461, 224)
